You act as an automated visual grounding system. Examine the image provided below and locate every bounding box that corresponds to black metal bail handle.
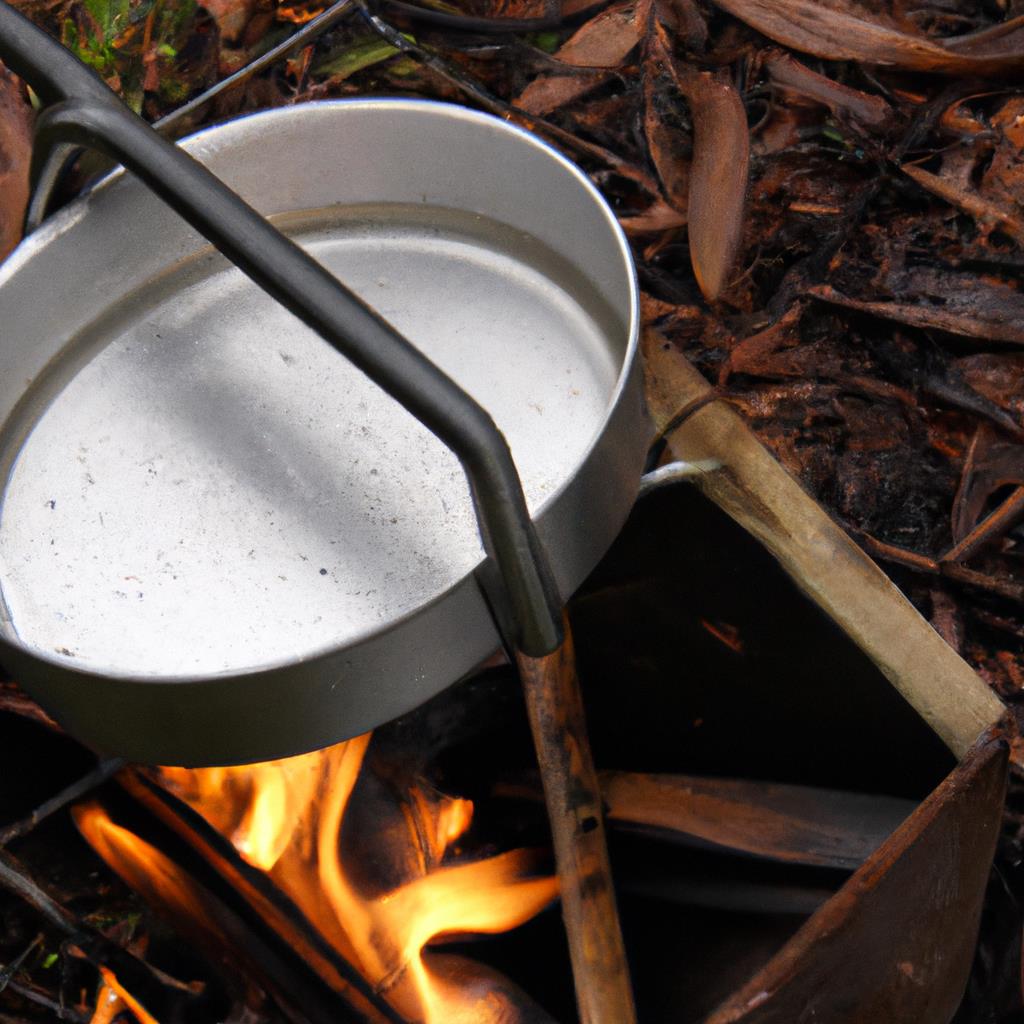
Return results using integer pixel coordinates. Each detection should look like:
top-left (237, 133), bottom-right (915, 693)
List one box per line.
top-left (0, 1), bottom-right (563, 657)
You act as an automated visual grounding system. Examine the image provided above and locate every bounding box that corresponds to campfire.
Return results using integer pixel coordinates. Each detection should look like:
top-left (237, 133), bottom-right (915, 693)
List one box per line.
top-left (76, 730), bottom-right (559, 1024)
top-left (0, 474), bottom-right (1004, 1024)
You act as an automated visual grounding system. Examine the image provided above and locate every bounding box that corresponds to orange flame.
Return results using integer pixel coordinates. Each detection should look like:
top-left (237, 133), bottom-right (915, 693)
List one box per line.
top-left (80, 734), bottom-right (557, 1024)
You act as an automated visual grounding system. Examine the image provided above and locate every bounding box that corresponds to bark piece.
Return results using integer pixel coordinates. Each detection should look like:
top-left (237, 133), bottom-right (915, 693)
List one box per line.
top-left (703, 732), bottom-right (1008, 1023)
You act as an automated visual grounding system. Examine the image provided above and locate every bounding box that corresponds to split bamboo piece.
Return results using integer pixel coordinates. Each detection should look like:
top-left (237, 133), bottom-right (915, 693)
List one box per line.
top-left (642, 330), bottom-right (1005, 759)
top-left (517, 617), bottom-right (637, 1024)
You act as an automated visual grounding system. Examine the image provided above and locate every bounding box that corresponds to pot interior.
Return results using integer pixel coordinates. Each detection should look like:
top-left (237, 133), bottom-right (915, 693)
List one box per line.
top-left (0, 101), bottom-right (638, 682)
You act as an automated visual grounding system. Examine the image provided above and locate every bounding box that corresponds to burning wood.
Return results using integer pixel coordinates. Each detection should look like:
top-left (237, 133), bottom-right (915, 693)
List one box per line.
top-left (75, 733), bottom-right (558, 1024)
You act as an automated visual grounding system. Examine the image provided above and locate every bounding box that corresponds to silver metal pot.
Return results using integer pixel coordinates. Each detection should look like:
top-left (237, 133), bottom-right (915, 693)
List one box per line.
top-left (0, 99), bottom-right (644, 765)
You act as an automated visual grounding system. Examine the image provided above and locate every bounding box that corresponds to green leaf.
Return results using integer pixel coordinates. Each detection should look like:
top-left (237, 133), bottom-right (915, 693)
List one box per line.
top-left (314, 33), bottom-right (414, 80)
top-left (42, 952), bottom-right (58, 969)
top-left (529, 30), bottom-right (560, 52)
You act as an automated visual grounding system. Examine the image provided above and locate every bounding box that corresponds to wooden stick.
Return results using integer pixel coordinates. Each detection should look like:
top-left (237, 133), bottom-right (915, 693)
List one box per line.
top-left (643, 330), bottom-right (1004, 758)
top-left (516, 617), bottom-right (637, 1024)
top-left (941, 484), bottom-right (1024, 564)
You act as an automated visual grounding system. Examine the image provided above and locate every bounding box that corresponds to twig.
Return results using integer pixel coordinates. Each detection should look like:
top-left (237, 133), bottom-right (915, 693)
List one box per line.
top-left (155, 0), bottom-right (360, 134)
top-left (850, 528), bottom-right (1024, 602)
top-left (0, 849), bottom-right (79, 936)
top-left (941, 563), bottom-right (1024, 604)
top-left (1, 979), bottom-right (87, 1023)
top-left (515, 618), bottom-right (637, 1024)
top-left (851, 531), bottom-right (940, 574)
top-left (941, 486), bottom-right (1024, 565)
top-left (0, 759), bottom-right (125, 848)
top-left (0, 935), bottom-right (42, 995)
top-left (358, 5), bottom-right (661, 197)
top-left (0, 849), bottom-right (200, 1022)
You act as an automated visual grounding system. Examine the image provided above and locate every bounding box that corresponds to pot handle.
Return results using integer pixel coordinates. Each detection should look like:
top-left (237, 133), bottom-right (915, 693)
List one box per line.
top-left (0, 0), bottom-right (562, 658)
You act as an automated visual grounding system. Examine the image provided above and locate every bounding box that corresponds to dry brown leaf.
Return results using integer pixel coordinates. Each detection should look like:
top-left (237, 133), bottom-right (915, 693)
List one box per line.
top-left (201, 0), bottom-right (258, 44)
top-left (515, 68), bottom-right (610, 117)
top-left (942, 14), bottom-right (1024, 61)
top-left (710, 0), bottom-right (1024, 76)
top-left (0, 66), bottom-right (31, 263)
top-left (642, 72), bottom-right (689, 211)
top-left (487, 0), bottom-right (552, 19)
top-left (958, 354), bottom-right (1024, 421)
top-left (657, 0), bottom-right (708, 50)
top-left (515, 0), bottom-right (646, 115)
top-left (673, 65), bottom-right (749, 302)
top-left (618, 199), bottom-right (688, 234)
top-left (810, 283), bottom-right (1024, 345)
top-left (762, 49), bottom-right (894, 133)
top-left (640, 291), bottom-right (680, 322)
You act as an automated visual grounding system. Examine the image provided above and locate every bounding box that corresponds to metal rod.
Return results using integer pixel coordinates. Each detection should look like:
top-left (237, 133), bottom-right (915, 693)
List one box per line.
top-left (154, 0), bottom-right (359, 135)
top-left (0, 0), bottom-right (561, 656)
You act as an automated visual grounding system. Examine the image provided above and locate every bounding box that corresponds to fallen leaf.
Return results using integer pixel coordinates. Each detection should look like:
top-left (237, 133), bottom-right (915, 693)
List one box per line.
top-left (201, 0), bottom-right (257, 44)
top-left (514, 67), bottom-right (611, 116)
top-left (942, 13), bottom-right (1024, 62)
top-left (314, 33), bottom-right (411, 80)
top-left (710, 0), bottom-right (1024, 76)
top-left (642, 66), bottom-right (689, 211)
top-left (618, 198), bottom-right (688, 234)
top-left (720, 302), bottom-right (803, 382)
top-left (665, 0), bottom-right (707, 50)
top-left (673, 64), bottom-right (749, 301)
top-left (515, 0), bottom-right (648, 115)
top-left (486, 0), bottom-right (552, 18)
top-left (0, 65), bottom-right (31, 263)
top-left (958, 354), bottom-right (1024, 421)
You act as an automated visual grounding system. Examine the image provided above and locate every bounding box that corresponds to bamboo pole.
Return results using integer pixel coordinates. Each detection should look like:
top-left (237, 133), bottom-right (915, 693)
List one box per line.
top-left (642, 330), bottom-right (1004, 758)
top-left (516, 616), bottom-right (637, 1024)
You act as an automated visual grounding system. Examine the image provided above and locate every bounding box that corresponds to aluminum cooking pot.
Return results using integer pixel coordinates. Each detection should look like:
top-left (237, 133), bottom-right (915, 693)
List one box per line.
top-left (0, 8), bottom-right (645, 766)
